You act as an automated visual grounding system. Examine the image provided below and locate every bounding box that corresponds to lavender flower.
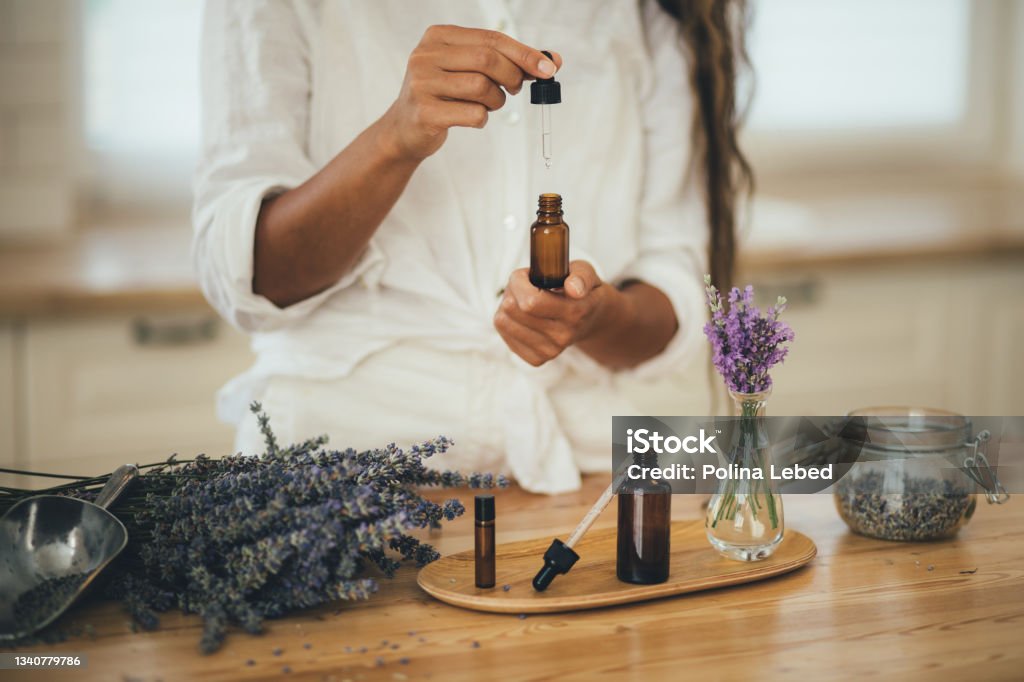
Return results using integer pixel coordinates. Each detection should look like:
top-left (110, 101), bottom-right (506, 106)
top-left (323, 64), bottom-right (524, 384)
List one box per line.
top-left (3, 403), bottom-right (506, 654)
top-left (702, 276), bottom-right (793, 531)
top-left (703, 275), bottom-right (794, 394)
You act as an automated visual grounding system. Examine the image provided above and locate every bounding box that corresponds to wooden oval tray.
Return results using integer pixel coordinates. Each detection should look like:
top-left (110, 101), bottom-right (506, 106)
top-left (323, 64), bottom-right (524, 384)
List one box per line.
top-left (417, 520), bottom-right (816, 613)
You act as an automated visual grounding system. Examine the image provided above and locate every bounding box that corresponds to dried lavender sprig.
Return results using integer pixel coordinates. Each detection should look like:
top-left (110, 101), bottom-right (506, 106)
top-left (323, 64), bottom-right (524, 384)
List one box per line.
top-left (0, 403), bottom-right (506, 654)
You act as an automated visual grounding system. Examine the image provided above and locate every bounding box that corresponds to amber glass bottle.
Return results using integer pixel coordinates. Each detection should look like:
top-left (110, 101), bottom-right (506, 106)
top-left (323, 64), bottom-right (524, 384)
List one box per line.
top-left (475, 495), bottom-right (495, 588)
top-left (617, 453), bottom-right (672, 584)
top-left (529, 193), bottom-right (569, 289)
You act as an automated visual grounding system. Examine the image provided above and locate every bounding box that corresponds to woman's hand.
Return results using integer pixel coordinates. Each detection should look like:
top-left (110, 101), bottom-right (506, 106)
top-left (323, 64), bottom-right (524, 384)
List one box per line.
top-left (379, 25), bottom-right (561, 162)
top-left (252, 27), bottom-right (559, 308)
top-left (494, 261), bottom-right (681, 370)
top-left (494, 261), bottom-right (618, 367)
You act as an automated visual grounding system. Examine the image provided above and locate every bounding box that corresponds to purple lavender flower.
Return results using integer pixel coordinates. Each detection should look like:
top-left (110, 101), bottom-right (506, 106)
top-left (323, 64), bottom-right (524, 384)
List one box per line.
top-left (703, 275), bottom-right (794, 394)
top-left (34, 403), bottom-right (508, 655)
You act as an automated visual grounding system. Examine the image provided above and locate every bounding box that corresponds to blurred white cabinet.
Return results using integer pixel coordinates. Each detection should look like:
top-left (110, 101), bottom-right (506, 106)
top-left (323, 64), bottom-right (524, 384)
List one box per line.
top-left (0, 323), bottom-right (15, 467)
top-left (20, 311), bottom-right (252, 479)
top-left (958, 262), bottom-right (1024, 414)
top-left (748, 259), bottom-right (1024, 415)
top-left (987, 297), bottom-right (1024, 413)
top-left (2, 255), bottom-right (1020, 488)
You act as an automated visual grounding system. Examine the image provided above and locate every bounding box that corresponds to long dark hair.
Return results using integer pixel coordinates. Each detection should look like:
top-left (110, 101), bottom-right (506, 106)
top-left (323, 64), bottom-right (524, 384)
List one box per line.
top-left (656, 0), bottom-right (753, 297)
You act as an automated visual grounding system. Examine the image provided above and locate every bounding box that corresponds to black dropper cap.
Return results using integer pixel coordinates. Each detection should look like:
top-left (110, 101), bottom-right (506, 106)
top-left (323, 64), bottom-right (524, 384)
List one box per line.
top-left (530, 50), bottom-right (561, 105)
top-left (475, 494), bottom-right (495, 522)
top-left (531, 538), bottom-right (579, 592)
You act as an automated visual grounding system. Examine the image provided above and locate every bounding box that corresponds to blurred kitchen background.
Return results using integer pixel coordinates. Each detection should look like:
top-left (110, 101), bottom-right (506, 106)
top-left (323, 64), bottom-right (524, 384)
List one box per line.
top-left (0, 0), bottom-right (1022, 484)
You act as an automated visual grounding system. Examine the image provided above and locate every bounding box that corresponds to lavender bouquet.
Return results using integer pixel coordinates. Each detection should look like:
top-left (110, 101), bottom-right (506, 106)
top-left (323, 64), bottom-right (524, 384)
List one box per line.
top-left (0, 403), bottom-right (504, 653)
top-left (702, 276), bottom-right (794, 558)
top-left (703, 274), bottom-right (794, 394)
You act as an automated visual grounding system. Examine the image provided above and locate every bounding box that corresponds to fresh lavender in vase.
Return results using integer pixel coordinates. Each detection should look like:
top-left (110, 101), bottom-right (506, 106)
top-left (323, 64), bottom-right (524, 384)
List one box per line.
top-left (703, 275), bottom-right (794, 561)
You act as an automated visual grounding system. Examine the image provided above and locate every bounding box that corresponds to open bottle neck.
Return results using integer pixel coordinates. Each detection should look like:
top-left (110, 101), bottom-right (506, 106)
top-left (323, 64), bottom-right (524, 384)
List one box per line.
top-left (536, 193), bottom-right (563, 219)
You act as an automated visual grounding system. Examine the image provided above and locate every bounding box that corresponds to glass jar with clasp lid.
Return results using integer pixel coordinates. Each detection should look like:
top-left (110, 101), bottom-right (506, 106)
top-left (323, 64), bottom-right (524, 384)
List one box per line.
top-left (833, 407), bottom-right (1009, 541)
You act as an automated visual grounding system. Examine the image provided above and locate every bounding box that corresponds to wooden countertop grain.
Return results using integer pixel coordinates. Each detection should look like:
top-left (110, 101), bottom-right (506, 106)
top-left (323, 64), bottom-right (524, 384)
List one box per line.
top-left (4, 474), bottom-right (1023, 681)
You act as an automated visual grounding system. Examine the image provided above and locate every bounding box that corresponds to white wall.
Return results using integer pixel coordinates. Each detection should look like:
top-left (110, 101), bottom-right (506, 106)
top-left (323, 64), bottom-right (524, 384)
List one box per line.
top-left (1006, 0), bottom-right (1024, 179)
top-left (0, 0), bottom-right (75, 241)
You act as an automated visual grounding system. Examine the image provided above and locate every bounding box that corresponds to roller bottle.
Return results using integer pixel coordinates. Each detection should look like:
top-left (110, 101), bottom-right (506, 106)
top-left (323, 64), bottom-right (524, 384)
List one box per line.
top-left (475, 495), bottom-right (495, 588)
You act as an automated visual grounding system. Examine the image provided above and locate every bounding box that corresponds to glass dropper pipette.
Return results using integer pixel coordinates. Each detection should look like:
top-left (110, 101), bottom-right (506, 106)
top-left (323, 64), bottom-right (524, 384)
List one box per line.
top-left (541, 102), bottom-right (552, 168)
top-left (531, 459), bottom-right (631, 591)
top-left (531, 50), bottom-right (561, 169)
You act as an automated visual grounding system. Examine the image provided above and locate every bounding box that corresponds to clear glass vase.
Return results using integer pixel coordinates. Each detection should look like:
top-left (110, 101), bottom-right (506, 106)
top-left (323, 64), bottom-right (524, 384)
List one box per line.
top-left (705, 388), bottom-right (785, 561)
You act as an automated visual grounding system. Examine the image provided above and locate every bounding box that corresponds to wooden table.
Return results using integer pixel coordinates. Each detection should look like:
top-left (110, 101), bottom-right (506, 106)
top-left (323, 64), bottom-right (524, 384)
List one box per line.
top-left (6, 475), bottom-right (1023, 681)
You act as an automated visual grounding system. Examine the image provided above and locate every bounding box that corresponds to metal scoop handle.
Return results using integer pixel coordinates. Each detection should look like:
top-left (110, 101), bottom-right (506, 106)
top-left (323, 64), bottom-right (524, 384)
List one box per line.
top-left (93, 464), bottom-right (139, 509)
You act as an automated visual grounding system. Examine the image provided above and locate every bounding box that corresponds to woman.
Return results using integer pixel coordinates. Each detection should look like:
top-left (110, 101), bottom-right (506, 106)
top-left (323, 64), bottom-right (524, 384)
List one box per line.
top-left (193, 0), bottom-right (751, 493)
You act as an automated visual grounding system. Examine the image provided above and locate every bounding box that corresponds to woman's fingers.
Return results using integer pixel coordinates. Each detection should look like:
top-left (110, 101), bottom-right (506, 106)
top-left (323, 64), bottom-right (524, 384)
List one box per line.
top-left (492, 262), bottom-right (610, 366)
top-left (430, 71), bottom-right (507, 111)
top-left (423, 25), bottom-right (558, 80)
top-left (387, 25), bottom-right (560, 161)
top-left (499, 294), bottom-right (575, 348)
top-left (493, 309), bottom-right (565, 366)
top-left (508, 270), bottom-right (575, 321)
top-left (564, 260), bottom-right (602, 299)
top-left (430, 45), bottom-right (526, 94)
top-left (431, 100), bottom-right (489, 130)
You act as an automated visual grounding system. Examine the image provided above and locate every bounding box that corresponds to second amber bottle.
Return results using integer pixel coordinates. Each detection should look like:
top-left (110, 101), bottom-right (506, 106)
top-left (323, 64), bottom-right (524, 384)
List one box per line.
top-left (617, 452), bottom-right (672, 584)
top-left (529, 193), bottom-right (569, 289)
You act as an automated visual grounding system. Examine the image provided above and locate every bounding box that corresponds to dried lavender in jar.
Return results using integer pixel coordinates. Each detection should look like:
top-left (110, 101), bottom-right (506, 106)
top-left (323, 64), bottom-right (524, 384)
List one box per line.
top-left (834, 472), bottom-right (975, 541)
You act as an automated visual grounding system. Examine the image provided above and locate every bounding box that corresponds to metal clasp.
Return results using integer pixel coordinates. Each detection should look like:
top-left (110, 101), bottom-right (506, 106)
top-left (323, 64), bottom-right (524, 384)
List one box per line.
top-left (963, 430), bottom-right (1010, 504)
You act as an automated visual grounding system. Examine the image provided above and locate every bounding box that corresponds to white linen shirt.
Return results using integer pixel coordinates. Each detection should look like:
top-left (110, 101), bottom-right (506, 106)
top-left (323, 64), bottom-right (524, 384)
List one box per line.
top-left (193, 0), bottom-right (708, 492)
